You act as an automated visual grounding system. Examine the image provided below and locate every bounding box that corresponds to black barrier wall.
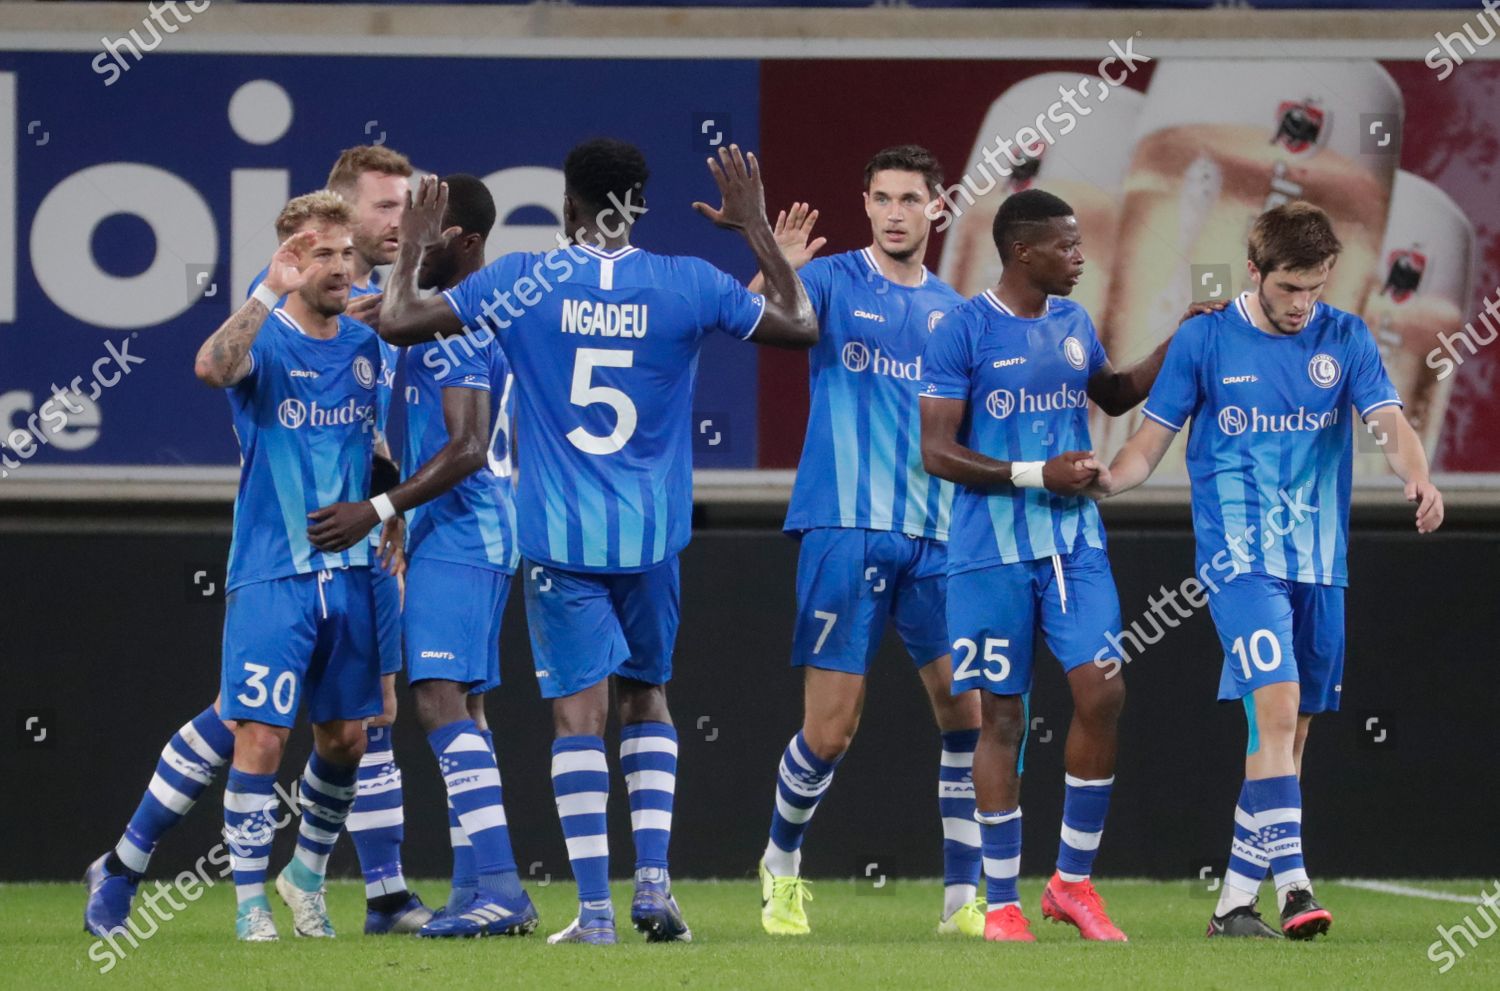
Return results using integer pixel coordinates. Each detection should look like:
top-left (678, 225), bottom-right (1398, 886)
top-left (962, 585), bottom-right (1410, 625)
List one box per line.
top-left (3, 525), bottom-right (1495, 886)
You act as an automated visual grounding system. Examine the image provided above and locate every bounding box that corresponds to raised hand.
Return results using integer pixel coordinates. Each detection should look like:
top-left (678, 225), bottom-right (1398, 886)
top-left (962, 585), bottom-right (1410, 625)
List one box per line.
top-left (401, 174), bottom-right (460, 251)
top-left (772, 202), bottom-right (827, 270)
top-left (262, 230), bottom-right (322, 297)
top-left (693, 144), bottom-right (768, 233)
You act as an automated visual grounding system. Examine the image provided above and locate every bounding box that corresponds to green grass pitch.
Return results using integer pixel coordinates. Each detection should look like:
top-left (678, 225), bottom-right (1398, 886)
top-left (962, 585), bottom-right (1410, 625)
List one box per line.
top-left (10, 878), bottom-right (1497, 989)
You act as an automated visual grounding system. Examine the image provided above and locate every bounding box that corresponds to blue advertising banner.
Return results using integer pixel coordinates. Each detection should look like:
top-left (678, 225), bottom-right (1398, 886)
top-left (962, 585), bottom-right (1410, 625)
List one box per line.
top-left (0, 53), bottom-right (761, 475)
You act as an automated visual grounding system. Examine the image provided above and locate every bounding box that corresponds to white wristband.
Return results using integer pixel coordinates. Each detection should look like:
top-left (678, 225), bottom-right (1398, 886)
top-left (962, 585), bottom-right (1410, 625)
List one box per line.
top-left (1011, 461), bottom-right (1046, 488)
top-left (370, 493), bottom-right (398, 522)
top-left (251, 283), bottom-right (280, 311)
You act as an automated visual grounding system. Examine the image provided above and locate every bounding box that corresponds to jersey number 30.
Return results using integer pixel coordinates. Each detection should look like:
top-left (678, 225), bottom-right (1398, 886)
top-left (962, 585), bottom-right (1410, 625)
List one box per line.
top-left (567, 348), bottom-right (637, 455)
top-left (237, 662), bottom-right (296, 715)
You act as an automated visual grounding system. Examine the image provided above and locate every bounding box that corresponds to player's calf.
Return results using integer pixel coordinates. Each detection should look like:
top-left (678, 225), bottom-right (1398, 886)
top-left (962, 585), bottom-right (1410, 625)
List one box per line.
top-left (620, 720), bottom-right (690, 942)
top-left (277, 745), bottom-right (362, 938)
top-left (421, 704), bottom-right (532, 937)
top-left (936, 727), bottom-right (983, 936)
top-left (85, 704), bottom-right (235, 936)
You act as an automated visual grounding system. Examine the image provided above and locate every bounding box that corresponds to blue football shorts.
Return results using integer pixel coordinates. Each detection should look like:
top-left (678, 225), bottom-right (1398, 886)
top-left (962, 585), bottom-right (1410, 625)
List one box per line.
top-left (522, 556), bottom-right (679, 699)
top-left (1208, 571), bottom-right (1345, 714)
top-left (790, 527), bottom-right (949, 674)
top-left (945, 546), bottom-right (1123, 696)
top-left (370, 562), bottom-right (404, 677)
top-left (221, 568), bottom-right (382, 727)
top-left (403, 557), bottom-right (510, 695)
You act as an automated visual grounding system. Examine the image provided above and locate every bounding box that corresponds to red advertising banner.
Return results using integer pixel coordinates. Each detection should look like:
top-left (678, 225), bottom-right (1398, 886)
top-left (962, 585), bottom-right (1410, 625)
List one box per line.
top-left (758, 58), bottom-right (1500, 475)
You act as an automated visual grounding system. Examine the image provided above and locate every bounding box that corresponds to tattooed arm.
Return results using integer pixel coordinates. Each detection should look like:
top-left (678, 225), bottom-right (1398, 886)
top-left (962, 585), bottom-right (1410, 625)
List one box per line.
top-left (195, 299), bottom-right (269, 388)
top-left (195, 230), bottom-right (320, 388)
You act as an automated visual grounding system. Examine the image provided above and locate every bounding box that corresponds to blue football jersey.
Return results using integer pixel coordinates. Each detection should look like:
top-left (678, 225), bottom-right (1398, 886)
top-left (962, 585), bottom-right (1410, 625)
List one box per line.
top-left (921, 290), bottom-right (1108, 573)
top-left (442, 243), bottom-right (765, 573)
top-left (246, 270), bottom-right (399, 548)
top-left (224, 309), bottom-right (382, 590)
top-left (1142, 293), bottom-right (1401, 587)
top-left (784, 249), bottom-right (961, 540)
top-left (401, 334), bottom-right (519, 573)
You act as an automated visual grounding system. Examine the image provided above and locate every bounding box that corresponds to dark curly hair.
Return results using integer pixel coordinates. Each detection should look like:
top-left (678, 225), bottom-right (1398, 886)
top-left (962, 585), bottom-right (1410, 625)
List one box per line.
top-left (440, 174), bottom-right (497, 239)
top-left (564, 138), bottom-right (650, 222)
top-left (992, 188), bottom-right (1074, 263)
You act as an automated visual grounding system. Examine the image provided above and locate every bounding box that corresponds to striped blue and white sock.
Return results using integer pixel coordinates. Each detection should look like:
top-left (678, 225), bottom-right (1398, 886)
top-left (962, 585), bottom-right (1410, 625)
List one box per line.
top-left (223, 768), bottom-right (280, 909)
top-left (114, 705), bottom-right (234, 878)
top-left (440, 729), bottom-right (492, 911)
top-left (551, 735), bottom-right (611, 919)
top-left (284, 752), bottom-right (358, 891)
top-left (1215, 780), bottom-right (1270, 915)
top-left (429, 719), bottom-right (521, 902)
top-left (763, 731), bottom-right (841, 877)
top-left (1056, 773), bottom-right (1113, 882)
top-left (1246, 774), bottom-right (1310, 908)
top-left (977, 807), bottom-right (1023, 909)
top-left (621, 721), bottom-right (677, 877)
top-left (348, 725), bottom-right (407, 900)
top-left (940, 729), bottom-right (982, 915)
top-left (445, 798), bottom-right (476, 912)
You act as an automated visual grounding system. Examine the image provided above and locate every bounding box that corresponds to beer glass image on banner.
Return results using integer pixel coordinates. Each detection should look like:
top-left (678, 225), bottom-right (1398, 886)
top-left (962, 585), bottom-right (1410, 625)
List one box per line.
top-left (1097, 59), bottom-right (1403, 474)
top-left (1355, 170), bottom-right (1474, 473)
top-left (936, 71), bottom-right (1145, 321)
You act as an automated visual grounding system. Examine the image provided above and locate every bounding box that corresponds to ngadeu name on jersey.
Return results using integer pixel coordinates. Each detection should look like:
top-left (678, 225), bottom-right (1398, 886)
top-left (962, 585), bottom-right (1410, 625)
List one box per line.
top-left (561, 300), bottom-right (648, 338)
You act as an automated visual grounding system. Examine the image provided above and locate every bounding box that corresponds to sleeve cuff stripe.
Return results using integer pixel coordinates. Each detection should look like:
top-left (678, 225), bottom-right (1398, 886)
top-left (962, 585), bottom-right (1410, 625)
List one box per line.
top-left (441, 289), bottom-right (463, 321)
top-left (1142, 408), bottom-right (1183, 432)
top-left (1359, 399), bottom-right (1403, 419)
top-left (741, 295), bottom-right (767, 340)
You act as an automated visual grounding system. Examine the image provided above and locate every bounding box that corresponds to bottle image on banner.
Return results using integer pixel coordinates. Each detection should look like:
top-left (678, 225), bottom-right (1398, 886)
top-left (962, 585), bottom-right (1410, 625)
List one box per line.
top-left (1096, 59), bottom-right (1404, 474)
top-left (1355, 169), bottom-right (1474, 475)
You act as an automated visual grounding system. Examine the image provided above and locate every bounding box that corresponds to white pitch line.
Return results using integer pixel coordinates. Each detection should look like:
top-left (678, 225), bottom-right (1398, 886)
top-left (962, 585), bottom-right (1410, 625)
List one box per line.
top-left (1337, 879), bottom-right (1488, 905)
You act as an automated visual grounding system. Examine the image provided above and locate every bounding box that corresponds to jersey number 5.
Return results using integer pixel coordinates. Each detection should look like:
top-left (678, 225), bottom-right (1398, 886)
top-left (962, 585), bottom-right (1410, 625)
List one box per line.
top-left (567, 348), bottom-right (638, 455)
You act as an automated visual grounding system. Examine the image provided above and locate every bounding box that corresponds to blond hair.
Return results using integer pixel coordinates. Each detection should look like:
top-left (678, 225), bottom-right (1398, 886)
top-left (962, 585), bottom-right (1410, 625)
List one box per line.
top-left (326, 145), bottom-right (413, 198)
top-left (274, 190), bottom-right (355, 242)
